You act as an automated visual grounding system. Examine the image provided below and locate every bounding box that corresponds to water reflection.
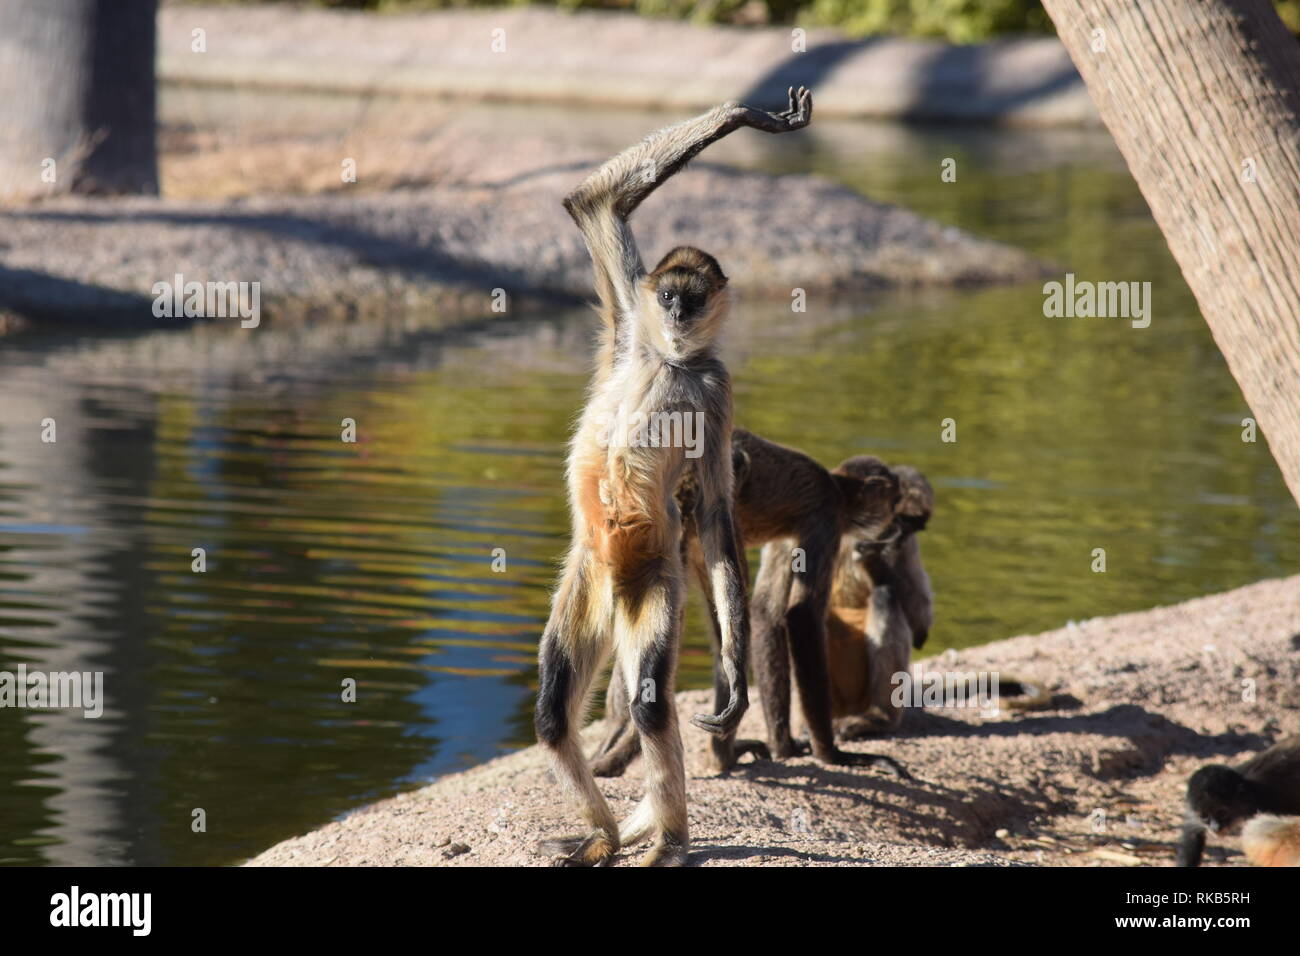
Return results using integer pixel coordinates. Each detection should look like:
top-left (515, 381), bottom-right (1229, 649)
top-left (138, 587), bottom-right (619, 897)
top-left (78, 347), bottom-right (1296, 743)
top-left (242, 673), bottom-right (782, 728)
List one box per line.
top-left (1, 119), bottom-right (1297, 866)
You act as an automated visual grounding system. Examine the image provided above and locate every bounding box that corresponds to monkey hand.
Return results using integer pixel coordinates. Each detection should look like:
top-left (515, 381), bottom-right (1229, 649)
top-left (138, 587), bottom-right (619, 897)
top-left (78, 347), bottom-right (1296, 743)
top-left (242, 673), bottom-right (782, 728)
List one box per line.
top-left (690, 687), bottom-right (749, 737)
top-left (730, 86), bottom-right (813, 134)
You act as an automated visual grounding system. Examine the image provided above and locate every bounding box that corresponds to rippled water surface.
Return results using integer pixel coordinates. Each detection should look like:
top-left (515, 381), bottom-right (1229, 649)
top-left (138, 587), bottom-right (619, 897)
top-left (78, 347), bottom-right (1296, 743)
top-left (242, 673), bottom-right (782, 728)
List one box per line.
top-left (2, 109), bottom-right (1298, 865)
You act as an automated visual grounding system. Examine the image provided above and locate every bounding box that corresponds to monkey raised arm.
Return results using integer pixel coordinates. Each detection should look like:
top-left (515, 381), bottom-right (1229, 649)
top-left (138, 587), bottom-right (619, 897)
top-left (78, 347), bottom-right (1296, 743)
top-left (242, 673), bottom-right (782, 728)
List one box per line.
top-left (562, 88), bottom-right (813, 334)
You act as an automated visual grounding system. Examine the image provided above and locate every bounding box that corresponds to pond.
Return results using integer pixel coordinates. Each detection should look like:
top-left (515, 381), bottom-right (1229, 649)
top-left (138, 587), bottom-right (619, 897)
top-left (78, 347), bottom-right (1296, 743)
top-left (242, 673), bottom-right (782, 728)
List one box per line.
top-left (2, 106), bottom-right (1297, 866)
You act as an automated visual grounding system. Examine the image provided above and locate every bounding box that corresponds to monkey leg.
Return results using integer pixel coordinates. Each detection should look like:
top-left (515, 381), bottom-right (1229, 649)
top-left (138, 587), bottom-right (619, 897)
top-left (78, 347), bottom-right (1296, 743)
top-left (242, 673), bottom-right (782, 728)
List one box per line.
top-left (751, 543), bottom-right (798, 758)
top-left (533, 549), bottom-right (620, 866)
top-left (615, 569), bottom-right (689, 866)
top-left (788, 545), bottom-right (911, 779)
top-left (590, 670), bottom-right (643, 777)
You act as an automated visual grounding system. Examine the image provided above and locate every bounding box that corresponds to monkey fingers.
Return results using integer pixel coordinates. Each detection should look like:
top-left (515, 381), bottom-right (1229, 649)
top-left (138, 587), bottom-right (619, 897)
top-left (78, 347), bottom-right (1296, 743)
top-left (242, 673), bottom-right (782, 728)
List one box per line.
top-left (690, 690), bottom-right (748, 737)
top-left (778, 85), bottom-right (813, 128)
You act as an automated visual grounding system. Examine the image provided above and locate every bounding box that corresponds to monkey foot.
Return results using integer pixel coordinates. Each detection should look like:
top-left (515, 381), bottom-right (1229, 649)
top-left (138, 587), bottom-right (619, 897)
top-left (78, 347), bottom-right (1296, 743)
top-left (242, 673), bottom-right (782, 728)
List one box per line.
top-left (706, 737), bottom-right (771, 774)
top-left (775, 737), bottom-right (812, 759)
top-left (537, 833), bottom-right (618, 867)
top-left (590, 751), bottom-right (635, 778)
top-left (822, 748), bottom-right (912, 780)
top-left (640, 838), bottom-right (689, 867)
top-left (736, 738), bottom-right (770, 757)
top-left (834, 714), bottom-right (895, 741)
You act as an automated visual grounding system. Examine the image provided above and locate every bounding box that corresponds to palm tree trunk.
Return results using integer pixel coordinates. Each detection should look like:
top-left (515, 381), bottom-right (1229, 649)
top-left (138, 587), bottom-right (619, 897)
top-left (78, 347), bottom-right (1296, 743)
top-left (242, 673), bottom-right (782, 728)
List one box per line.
top-left (1041, 0), bottom-right (1300, 506)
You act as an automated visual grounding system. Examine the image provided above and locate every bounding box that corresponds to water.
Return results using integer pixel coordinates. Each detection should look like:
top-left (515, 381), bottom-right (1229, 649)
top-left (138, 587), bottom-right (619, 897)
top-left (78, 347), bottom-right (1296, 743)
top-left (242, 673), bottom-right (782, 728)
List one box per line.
top-left (2, 111), bottom-right (1297, 866)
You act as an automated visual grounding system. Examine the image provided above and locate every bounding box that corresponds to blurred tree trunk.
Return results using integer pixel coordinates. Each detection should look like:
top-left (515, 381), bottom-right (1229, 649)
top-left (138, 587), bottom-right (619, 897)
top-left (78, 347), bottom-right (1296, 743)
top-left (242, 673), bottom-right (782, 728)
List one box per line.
top-left (1042, 0), bottom-right (1300, 507)
top-left (0, 0), bottom-right (158, 200)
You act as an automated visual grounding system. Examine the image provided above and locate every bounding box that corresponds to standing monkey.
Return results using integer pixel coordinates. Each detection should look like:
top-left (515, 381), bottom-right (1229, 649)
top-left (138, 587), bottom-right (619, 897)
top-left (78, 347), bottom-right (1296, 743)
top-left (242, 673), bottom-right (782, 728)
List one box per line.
top-left (738, 436), bottom-right (911, 769)
top-left (533, 90), bottom-right (814, 866)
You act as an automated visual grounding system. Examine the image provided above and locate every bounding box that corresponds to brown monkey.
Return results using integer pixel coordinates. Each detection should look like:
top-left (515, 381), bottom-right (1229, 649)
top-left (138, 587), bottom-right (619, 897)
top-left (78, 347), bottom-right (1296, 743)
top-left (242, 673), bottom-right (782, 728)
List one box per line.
top-left (533, 89), bottom-right (813, 867)
top-left (826, 458), bottom-right (933, 738)
top-left (591, 428), bottom-right (909, 777)
top-left (1177, 735), bottom-right (1300, 867)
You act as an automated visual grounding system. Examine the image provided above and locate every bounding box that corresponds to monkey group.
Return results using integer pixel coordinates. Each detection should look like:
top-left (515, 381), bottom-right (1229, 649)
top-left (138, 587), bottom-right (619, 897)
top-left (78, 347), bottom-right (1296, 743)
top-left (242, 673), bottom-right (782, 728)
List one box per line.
top-left (590, 430), bottom-right (929, 779)
top-left (528, 87), bottom-right (1295, 869)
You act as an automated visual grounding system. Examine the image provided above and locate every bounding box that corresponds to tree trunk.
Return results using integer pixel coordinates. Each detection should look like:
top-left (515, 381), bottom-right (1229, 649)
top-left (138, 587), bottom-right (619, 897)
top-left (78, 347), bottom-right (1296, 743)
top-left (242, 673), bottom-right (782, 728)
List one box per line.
top-left (1040, 0), bottom-right (1300, 506)
top-left (0, 0), bottom-right (157, 200)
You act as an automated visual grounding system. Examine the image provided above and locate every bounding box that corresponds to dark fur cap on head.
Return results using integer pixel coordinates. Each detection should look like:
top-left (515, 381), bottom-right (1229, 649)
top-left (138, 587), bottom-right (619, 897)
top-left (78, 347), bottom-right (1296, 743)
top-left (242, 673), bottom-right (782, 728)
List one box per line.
top-left (649, 246), bottom-right (728, 291)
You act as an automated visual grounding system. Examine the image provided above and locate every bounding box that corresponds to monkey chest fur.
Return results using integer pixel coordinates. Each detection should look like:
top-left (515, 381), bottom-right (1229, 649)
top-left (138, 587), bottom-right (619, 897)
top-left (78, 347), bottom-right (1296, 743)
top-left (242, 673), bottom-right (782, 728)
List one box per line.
top-left (571, 364), bottom-right (706, 576)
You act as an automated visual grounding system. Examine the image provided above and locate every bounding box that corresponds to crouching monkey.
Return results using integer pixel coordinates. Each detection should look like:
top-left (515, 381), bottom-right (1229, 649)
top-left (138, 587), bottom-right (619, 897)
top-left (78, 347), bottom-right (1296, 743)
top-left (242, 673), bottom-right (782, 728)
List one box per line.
top-left (826, 457), bottom-right (933, 737)
top-left (533, 89), bottom-right (814, 866)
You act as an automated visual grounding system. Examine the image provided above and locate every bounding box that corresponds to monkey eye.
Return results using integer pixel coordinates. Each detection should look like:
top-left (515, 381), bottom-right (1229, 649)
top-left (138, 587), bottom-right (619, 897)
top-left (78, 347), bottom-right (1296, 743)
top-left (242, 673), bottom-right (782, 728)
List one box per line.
top-left (659, 289), bottom-right (674, 305)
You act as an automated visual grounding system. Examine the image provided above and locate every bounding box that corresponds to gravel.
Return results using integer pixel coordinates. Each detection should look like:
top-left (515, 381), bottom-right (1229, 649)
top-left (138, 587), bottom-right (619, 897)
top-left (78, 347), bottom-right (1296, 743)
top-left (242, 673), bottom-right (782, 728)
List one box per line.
top-left (245, 573), bottom-right (1300, 867)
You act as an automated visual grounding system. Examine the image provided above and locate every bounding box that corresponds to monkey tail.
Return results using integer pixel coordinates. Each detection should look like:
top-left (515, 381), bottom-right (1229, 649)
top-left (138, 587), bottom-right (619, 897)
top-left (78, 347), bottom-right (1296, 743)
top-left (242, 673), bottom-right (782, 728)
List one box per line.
top-left (1241, 814), bottom-right (1300, 867)
top-left (917, 673), bottom-right (1052, 711)
top-left (997, 674), bottom-right (1052, 711)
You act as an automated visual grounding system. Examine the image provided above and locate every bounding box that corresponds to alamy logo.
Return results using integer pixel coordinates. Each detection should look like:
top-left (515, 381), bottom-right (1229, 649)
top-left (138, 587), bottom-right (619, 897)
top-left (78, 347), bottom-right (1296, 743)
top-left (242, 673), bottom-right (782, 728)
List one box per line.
top-left (892, 669), bottom-right (1001, 717)
top-left (152, 272), bottom-right (261, 328)
top-left (50, 886), bottom-right (151, 936)
top-left (597, 403), bottom-right (705, 459)
top-left (1042, 273), bottom-right (1151, 328)
top-left (0, 665), bottom-right (103, 718)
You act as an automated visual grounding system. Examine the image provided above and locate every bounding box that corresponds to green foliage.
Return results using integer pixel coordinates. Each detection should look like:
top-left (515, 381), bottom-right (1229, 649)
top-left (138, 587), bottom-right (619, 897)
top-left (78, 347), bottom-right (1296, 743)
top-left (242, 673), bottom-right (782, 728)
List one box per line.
top-left (813, 0), bottom-right (1049, 41)
top-left (1278, 0), bottom-right (1300, 31)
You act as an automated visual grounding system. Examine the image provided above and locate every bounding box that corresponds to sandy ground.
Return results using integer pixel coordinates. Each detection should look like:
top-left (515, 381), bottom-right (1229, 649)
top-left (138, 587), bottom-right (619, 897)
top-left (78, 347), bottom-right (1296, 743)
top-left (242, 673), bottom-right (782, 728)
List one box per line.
top-left (247, 574), bottom-right (1300, 867)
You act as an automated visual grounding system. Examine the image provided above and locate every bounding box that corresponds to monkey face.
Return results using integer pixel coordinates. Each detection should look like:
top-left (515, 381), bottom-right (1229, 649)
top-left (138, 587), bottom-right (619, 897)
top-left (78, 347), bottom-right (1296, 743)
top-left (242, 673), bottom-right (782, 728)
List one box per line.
top-left (1188, 765), bottom-right (1258, 833)
top-left (844, 472), bottom-right (902, 539)
top-left (654, 276), bottom-right (710, 331)
top-left (645, 246), bottom-right (728, 354)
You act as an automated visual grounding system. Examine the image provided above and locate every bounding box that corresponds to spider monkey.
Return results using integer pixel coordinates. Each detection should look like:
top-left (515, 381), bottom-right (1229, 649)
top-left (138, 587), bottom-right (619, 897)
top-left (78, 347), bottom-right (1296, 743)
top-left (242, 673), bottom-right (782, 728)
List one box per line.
top-left (532, 89), bottom-right (814, 867)
top-left (1177, 735), bottom-right (1300, 866)
top-left (591, 429), bottom-right (909, 777)
top-left (826, 457), bottom-right (933, 738)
